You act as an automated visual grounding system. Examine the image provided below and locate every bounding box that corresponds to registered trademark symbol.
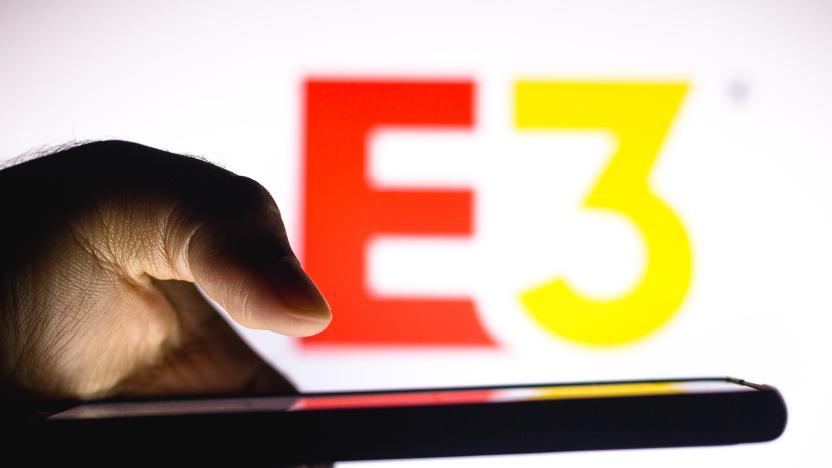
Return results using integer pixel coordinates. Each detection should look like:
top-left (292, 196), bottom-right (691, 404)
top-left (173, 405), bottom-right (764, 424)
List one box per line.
top-left (727, 80), bottom-right (749, 103)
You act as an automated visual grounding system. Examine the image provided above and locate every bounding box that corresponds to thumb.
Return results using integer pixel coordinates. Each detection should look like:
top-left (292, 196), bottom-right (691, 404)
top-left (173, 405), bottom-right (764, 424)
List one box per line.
top-left (148, 147), bottom-right (332, 336)
top-left (184, 192), bottom-right (333, 336)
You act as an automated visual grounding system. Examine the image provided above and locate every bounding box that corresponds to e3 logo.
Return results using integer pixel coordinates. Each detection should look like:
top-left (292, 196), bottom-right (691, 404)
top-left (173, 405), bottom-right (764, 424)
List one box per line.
top-left (302, 79), bottom-right (692, 348)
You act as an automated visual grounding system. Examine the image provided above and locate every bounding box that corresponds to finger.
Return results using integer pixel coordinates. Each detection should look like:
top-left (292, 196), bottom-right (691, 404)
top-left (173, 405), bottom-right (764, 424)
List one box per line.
top-left (158, 279), bottom-right (298, 397)
top-left (116, 280), bottom-right (297, 397)
top-left (14, 141), bottom-right (331, 337)
top-left (181, 180), bottom-right (333, 336)
top-left (139, 144), bottom-right (332, 336)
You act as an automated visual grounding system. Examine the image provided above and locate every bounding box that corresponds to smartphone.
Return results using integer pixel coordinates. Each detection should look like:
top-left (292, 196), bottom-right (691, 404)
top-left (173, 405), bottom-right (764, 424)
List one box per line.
top-left (20, 377), bottom-right (786, 464)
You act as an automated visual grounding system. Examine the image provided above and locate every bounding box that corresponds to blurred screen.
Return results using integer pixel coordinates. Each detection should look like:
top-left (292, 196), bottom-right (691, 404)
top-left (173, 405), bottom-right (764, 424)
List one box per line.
top-left (2, 1), bottom-right (829, 466)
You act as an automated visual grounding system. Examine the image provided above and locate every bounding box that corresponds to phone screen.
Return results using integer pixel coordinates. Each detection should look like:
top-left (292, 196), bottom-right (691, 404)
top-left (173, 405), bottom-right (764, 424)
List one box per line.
top-left (50, 379), bottom-right (755, 420)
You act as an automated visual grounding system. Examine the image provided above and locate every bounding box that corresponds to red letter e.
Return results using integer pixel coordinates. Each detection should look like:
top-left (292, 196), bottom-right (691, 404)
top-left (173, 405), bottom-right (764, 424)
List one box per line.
top-left (302, 79), bottom-right (495, 347)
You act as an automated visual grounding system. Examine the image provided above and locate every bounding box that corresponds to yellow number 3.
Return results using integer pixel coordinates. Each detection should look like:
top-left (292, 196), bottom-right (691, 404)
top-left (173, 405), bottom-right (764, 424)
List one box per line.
top-left (517, 82), bottom-right (692, 346)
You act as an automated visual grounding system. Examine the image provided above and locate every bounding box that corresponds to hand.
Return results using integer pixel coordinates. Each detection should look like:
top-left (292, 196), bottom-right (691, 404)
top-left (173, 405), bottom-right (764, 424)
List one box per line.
top-left (0, 141), bottom-right (331, 400)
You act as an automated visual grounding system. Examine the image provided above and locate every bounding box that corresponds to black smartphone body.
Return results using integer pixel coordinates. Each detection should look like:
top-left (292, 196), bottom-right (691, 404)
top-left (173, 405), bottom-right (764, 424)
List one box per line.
top-left (17, 377), bottom-right (786, 464)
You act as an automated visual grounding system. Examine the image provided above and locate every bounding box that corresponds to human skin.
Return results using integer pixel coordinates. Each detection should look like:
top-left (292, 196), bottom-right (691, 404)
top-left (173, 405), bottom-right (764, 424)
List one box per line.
top-left (0, 141), bottom-right (331, 401)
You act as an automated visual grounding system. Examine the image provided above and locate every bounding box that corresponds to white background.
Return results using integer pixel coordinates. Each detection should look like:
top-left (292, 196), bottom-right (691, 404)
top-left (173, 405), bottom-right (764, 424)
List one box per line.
top-left (2, 1), bottom-right (831, 466)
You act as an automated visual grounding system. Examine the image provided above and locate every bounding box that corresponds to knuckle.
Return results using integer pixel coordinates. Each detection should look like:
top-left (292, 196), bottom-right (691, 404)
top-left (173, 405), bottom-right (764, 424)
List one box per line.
top-left (228, 176), bottom-right (276, 212)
